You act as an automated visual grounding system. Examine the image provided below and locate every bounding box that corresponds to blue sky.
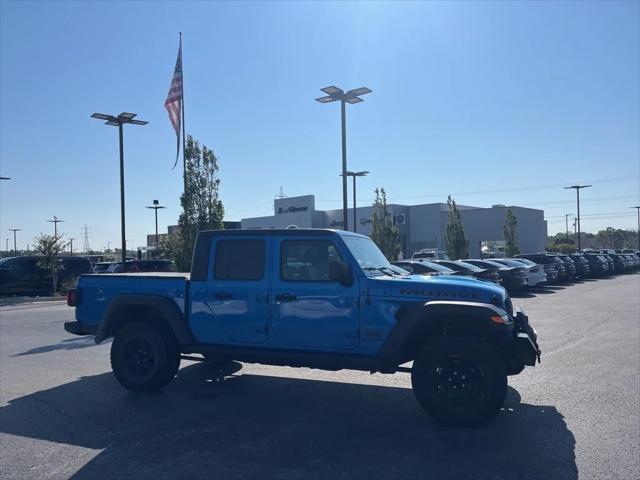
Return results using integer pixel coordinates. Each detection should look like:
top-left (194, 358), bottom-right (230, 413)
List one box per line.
top-left (1, 0), bottom-right (638, 251)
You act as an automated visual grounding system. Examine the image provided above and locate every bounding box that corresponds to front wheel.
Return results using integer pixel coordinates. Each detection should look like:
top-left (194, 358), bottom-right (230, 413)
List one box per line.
top-left (411, 337), bottom-right (507, 426)
top-left (110, 322), bottom-right (180, 392)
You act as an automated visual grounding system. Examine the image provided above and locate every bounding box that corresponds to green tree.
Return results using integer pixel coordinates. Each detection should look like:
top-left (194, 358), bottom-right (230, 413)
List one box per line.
top-left (443, 195), bottom-right (469, 260)
top-left (370, 188), bottom-right (401, 261)
top-left (173, 135), bottom-right (225, 271)
top-left (156, 234), bottom-right (185, 267)
top-left (34, 234), bottom-right (65, 294)
top-left (546, 243), bottom-right (576, 254)
top-left (503, 208), bottom-right (520, 257)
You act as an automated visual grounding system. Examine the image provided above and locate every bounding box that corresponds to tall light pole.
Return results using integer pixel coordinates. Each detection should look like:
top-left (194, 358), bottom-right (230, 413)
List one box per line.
top-left (632, 206), bottom-right (640, 251)
top-left (8, 229), bottom-right (20, 253)
top-left (564, 185), bottom-right (591, 252)
top-left (146, 199), bottom-right (166, 247)
top-left (316, 85), bottom-right (372, 231)
top-left (342, 171), bottom-right (370, 233)
top-left (47, 216), bottom-right (63, 237)
top-left (91, 112), bottom-right (148, 263)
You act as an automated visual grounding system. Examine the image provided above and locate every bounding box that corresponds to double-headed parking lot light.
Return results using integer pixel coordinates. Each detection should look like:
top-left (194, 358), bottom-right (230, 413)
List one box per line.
top-left (316, 86), bottom-right (372, 231)
top-left (91, 112), bottom-right (148, 263)
top-left (146, 200), bottom-right (166, 247)
top-left (564, 185), bottom-right (591, 252)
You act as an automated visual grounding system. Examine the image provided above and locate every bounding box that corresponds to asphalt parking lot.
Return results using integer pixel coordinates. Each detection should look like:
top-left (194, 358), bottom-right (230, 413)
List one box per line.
top-left (1, 274), bottom-right (639, 480)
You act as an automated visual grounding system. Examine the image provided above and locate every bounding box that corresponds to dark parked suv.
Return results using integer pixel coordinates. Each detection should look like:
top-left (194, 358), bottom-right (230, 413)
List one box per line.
top-left (554, 254), bottom-right (577, 280)
top-left (462, 259), bottom-right (527, 292)
top-left (431, 260), bottom-right (501, 284)
top-left (516, 254), bottom-right (563, 283)
top-left (568, 253), bottom-right (591, 277)
top-left (0, 256), bottom-right (92, 295)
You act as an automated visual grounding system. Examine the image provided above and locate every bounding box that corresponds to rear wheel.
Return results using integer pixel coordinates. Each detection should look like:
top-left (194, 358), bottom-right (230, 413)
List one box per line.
top-left (111, 322), bottom-right (180, 392)
top-left (411, 337), bottom-right (507, 426)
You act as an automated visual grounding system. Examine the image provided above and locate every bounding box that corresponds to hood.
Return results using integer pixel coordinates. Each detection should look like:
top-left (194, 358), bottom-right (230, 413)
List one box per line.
top-left (366, 273), bottom-right (505, 304)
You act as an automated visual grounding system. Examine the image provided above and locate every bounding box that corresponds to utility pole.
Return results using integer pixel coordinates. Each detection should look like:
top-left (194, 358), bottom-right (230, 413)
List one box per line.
top-left (8, 229), bottom-right (20, 254)
top-left (68, 238), bottom-right (74, 256)
top-left (564, 214), bottom-right (573, 242)
top-left (632, 206), bottom-right (640, 251)
top-left (47, 216), bottom-right (64, 237)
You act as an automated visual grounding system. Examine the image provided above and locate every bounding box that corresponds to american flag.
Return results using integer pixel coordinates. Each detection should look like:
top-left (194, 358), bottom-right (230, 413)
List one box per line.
top-left (165, 38), bottom-right (183, 167)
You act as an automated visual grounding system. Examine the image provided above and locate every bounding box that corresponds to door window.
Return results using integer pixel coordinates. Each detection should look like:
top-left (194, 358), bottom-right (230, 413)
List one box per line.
top-left (214, 239), bottom-right (265, 281)
top-left (280, 240), bottom-right (341, 281)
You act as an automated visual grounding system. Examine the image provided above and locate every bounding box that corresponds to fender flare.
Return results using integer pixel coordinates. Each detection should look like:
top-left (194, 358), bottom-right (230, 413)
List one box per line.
top-left (377, 300), bottom-right (511, 367)
top-left (95, 294), bottom-right (196, 345)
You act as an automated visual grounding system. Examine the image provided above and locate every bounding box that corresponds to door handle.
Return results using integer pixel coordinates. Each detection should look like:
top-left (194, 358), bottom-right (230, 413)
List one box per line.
top-left (274, 293), bottom-right (297, 302)
top-left (214, 291), bottom-right (234, 300)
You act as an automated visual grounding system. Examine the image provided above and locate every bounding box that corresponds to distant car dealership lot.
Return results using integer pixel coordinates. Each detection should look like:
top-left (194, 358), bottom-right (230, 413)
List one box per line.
top-left (0, 272), bottom-right (638, 480)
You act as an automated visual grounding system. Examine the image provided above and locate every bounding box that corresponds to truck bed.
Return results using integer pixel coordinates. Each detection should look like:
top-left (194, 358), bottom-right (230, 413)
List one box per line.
top-left (75, 273), bottom-right (190, 329)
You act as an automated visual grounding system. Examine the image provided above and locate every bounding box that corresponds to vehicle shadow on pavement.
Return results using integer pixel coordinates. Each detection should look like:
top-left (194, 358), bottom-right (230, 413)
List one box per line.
top-left (0, 362), bottom-right (577, 480)
top-left (12, 337), bottom-right (110, 357)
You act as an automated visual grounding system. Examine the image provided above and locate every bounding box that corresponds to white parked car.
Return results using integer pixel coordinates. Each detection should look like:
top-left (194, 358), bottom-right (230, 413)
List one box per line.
top-left (500, 258), bottom-right (548, 287)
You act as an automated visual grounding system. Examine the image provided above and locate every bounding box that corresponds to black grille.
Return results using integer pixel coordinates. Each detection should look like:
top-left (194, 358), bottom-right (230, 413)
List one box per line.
top-left (504, 295), bottom-right (514, 316)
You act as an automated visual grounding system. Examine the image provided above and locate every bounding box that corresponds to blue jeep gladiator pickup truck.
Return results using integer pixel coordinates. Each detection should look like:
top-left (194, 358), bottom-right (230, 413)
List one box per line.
top-left (65, 229), bottom-right (540, 425)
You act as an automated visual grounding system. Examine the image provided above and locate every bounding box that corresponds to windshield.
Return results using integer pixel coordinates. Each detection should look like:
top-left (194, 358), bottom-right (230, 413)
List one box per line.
top-left (422, 262), bottom-right (456, 273)
top-left (342, 236), bottom-right (394, 273)
top-left (494, 259), bottom-right (527, 268)
top-left (513, 258), bottom-right (536, 267)
top-left (452, 261), bottom-right (485, 272)
top-left (475, 260), bottom-right (507, 269)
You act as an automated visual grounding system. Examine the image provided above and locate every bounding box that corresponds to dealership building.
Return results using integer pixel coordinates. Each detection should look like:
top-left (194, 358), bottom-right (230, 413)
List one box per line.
top-left (240, 194), bottom-right (547, 257)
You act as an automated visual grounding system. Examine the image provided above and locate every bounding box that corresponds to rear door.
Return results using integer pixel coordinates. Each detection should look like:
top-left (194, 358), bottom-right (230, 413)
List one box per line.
top-left (202, 236), bottom-right (271, 344)
top-left (270, 236), bottom-right (360, 350)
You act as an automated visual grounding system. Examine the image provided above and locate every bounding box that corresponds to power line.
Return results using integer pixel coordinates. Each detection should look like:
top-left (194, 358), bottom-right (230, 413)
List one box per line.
top-left (315, 175), bottom-right (640, 205)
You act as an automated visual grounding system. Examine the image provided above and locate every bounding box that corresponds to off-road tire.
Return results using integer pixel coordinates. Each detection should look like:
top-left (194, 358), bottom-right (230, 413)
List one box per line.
top-left (411, 337), bottom-right (507, 426)
top-left (111, 321), bottom-right (180, 392)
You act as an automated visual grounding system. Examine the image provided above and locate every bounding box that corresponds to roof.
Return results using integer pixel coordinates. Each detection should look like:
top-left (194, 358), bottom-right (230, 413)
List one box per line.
top-left (197, 228), bottom-right (369, 239)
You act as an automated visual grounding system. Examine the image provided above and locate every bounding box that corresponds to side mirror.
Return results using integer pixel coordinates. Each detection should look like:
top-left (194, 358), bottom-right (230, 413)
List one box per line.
top-left (329, 260), bottom-right (353, 287)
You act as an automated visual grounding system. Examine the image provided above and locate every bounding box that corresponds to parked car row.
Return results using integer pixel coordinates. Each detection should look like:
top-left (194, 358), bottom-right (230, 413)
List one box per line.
top-left (92, 259), bottom-right (175, 274)
top-left (0, 256), bottom-right (175, 296)
top-left (392, 250), bottom-right (640, 294)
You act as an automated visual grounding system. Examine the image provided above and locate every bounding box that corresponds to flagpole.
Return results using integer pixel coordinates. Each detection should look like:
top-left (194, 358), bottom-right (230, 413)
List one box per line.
top-left (180, 32), bottom-right (186, 194)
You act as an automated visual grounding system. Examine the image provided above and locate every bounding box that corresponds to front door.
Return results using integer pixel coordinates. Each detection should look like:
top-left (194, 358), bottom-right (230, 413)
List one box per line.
top-left (270, 237), bottom-right (360, 350)
top-left (202, 236), bottom-right (270, 345)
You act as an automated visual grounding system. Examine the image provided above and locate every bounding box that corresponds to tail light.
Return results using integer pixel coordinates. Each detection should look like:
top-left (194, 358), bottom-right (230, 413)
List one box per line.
top-left (67, 288), bottom-right (79, 307)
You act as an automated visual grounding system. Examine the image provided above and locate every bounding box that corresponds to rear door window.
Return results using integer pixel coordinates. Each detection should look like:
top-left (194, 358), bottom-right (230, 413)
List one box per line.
top-left (214, 239), bottom-right (266, 281)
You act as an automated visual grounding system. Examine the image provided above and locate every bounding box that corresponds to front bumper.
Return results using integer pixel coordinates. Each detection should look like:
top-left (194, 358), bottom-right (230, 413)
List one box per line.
top-left (511, 310), bottom-right (541, 366)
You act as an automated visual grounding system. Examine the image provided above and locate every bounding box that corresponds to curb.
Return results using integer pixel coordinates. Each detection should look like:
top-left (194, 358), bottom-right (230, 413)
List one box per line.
top-left (0, 296), bottom-right (66, 307)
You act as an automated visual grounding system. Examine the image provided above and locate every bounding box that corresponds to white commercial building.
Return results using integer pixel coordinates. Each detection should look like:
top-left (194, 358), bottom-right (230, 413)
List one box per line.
top-left (240, 195), bottom-right (547, 257)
